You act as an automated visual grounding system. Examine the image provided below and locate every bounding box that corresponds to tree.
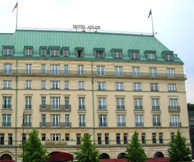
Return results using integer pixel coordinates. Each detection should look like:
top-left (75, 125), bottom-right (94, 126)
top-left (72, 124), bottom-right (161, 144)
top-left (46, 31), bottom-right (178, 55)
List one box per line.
top-left (125, 131), bottom-right (147, 162)
top-left (168, 130), bottom-right (192, 162)
top-left (73, 133), bottom-right (99, 162)
top-left (19, 129), bottom-right (49, 162)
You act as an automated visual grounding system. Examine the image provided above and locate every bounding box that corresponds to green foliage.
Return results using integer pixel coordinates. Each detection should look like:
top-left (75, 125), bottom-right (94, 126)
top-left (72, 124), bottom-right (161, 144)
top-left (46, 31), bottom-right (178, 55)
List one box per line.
top-left (125, 131), bottom-right (147, 162)
top-left (19, 129), bottom-right (49, 162)
top-left (168, 130), bottom-right (192, 162)
top-left (73, 133), bottom-right (99, 162)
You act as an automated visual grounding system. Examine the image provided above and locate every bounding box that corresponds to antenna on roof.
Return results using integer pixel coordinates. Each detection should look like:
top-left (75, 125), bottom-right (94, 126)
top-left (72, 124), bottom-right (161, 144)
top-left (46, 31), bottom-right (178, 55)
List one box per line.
top-left (148, 8), bottom-right (155, 36)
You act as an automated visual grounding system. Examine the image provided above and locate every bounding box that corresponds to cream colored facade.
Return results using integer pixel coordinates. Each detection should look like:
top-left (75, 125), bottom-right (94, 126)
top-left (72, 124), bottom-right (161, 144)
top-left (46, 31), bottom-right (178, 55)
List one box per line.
top-left (0, 58), bottom-right (189, 161)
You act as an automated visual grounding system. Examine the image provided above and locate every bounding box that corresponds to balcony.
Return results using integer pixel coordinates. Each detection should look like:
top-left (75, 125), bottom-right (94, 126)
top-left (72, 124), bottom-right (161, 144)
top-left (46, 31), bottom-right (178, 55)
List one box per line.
top-left (116, 106), bottom-right (125, 110)
top-left (39, 105), bottom-right (71, 112)
top-left (169, 106), bottom-right (180, 112)
top-left (2, 122), bottom-right (11, 127)
top-left (40, 122), bottom-right (71, 128)
top-left (153, 122), bottom-right (161, 127)
top-left (170, 122), bottom-right (181, 127)
top-left (2, 104), bottom-right (12, 109)
top-left (152, 106), bottom-right (160, 111)
top-left (134, 106), bottom-right (143, 111)
top-left (25, 104), bottom-right (32, 109)
top-left (0, 69), bottom-right (186, 80)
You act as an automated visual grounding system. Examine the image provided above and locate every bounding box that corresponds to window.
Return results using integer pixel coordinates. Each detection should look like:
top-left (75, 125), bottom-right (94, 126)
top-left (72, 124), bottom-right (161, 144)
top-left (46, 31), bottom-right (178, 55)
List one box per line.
top-left (117, 115), bottom-right (125, 127)
top-left (134, 98), bottom-right (143, 110)
top-left (50, 65), bottom-right (60, 75)
top-left (149, 67), bottom-right (157, 77)
top-left (131, 52), bottom-right (139, 60)
top-left (165, 54), bottom-right (173, 61)
top-left (25, 96), bottom-right (32, 109)
top-left (169, 98), bottom-right (178, 110)
top-left (79, 114), bottom-right (85, 127)
top-left (153, 115), bottom-right (161, 127)
top-left (97, 133), bottom-right (102, 145)
top-left (116, 98), bottom-right (125, 110)
top-left (50, 81), bottom-right (60, 89)
top-left (132, 67), bottom-right (140, 77)
top-left (3, 64), bottom-right (12, 74)
top-left (50, 114), bottom-right (60, 127)
top-left (65, 133), bottom-right (70, 141)
top-left (150, 83), bottom-right (158, 91)
top-left (98, 97), bottom-right (107, 110)
top-left (65, 97), bottom-right (70, 109)
top-left (22, 133), bottom-right (26, 141)
top-left (152, 133), bottom-right (156, 144)
top-left (113, 51), bottom-right (122, 59)
top-left (152, 98), bottom-right (160, 110)
top-left (97, 82), bottom-right (106, 90)
top-left (76, 133), bottom-right (81, 145)
top-left (97, 66), bottom-right (105, 76)
top-left (142, 133), bottom-right (146, 144)
top-left (105, 133), bottom-right (109, 145)
top-left (3, 48), bottom-right (13, 56)
top-left (25, 114), bottom-right (31, 126)
top-left (2, 97), bottom-right (12, 109)
top-left (64, 65), bottom-right (69, 75)
top-left (8, 133), bottom-right (13, 145)
top-left (159, 133), bottom-right (163, 144)
top-left (0, 134), bottom-right (4, 145)
top-left (50, 49), bottom-right (59, 57)
top-left (64, 49), bottom-right (69, 57)
top-left (168, 84), bottom-right (177, 92)
top-left (41, 114), bottom-right (46, 127)
top-left (41, 81), bottom-right (46, 89)
top-left (115, 82), bottom-right (124, 91)
top-left (78, 81), bottom-right (85, 90)
top-left (26, 64), bottom-right (32, 74)
top-left (41, 97), bottom-right (46, 109)
top-left (2, 114), bottom-right (11, 127)
top-left (78, 65), bottom-right (84, 75)
top-left (50, 97), bottom-right (60, 109)
top-left (171, 132), bottom-right (175, 140)
top-left (167, 68), bottom-right (175, 78)
top-left (79, 97), bottom-right (85, 110)
top-left (25, 48), bottom-right (32, 56)
top-left (124, 133), bottom-right (128, 144)
top-left (135, 115), bottom-right (143, 127)
top-left (115, 66), bottom-right (123, 76)
top-left (3, 80), bottom-right (12, 89)
top-left (77, 49), bottom-right (84, 58)
top-left (41, 133), bottom-right (46, 141)
top-left (65, 114), bottom-right (70, 126)
top-left (133, 82), bottom-right (141, 91)
top-left (51, 133), bottom-right (61, 141)
top-left (99, 115), bottom-right (107, 127)
top-left (64, 81), bottom-right (69, 90)
top-left (41, 64), bottom-right (46, 74)
top-left (147, 53), bottom-right (156, 60)
top-left (25, 80), bottom-right (32, 89)
top-left (41, 49), bottom-right (46, 57)
top-left (171, 115), bottom-right (179, 127)
top-left (116, 133), bottom-right (121, 145)
top-left (96, 50), bottom-right (104, 58)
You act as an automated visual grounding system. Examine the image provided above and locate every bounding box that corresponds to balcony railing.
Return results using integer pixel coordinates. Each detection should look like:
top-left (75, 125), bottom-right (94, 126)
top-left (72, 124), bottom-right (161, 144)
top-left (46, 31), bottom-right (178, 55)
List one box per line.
top-left (152, 106), bottom-right (160, 111)
top-left (117, 122), bottom-right (126, 127)
top-left (2, 122), bottom-right (11, 127)
top-left (0, 69), bottom-right (186, 79)
top-left (134, 106), bottom-right (143, 110)
top-left (153, 122), bottom-right (161, 127)
top-left (169, 106), bottom-right (180, 112)
top-left (170, 122), bottom-right (181, 127)
top-left (116, 106), bottom-right (125, 110)
top-left (25, 104), bottom-right (32, 109)
top-left (135, 122), bottom-right (144, 127)
top-left (79, 105), bottom-right (85, 110)
top-left (98, 105), bottom-right (107, 110)
top-left (40, 122), bottom-right (71, 128)
top-left (2, 104), bottom-right (12, 109)
top-left (40, 105), bottom-right (71, 112)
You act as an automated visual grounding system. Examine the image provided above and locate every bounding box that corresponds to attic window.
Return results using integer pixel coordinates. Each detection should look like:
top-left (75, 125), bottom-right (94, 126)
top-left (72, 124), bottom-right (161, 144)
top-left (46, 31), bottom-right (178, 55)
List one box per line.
top-left (25, 48), bottom-right (32, 56)
top-left (64, 49), bottom-right (69, 57)
top-left (96, 50), bottom-right (104, 58)
top-left (147, 53), bottom-right (156, 60)
top-left (3, 48), bottom-right (13, 56)
top-left (165, 54), bottom-right (173, 61)
top-left (50, 49), bottom-right (59, 57)
top-left (113, 51), bottom-right (122, 59)
top-left (131, 52), bottom-right (139, 60)
top-left (41, 49), bottom-right (47, 57)
top-left (77, 50), bottom-right (84, 58)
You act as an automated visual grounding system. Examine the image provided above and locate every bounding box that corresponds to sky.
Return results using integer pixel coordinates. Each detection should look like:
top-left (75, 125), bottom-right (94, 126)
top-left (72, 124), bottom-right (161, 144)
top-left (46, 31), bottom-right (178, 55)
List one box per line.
top-left (0, 0), bottom-right (193, 103)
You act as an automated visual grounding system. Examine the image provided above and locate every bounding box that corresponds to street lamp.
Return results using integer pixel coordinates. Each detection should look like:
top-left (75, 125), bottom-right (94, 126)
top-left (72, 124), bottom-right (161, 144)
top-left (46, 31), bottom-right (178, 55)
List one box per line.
top-left (22, 113), bottom-right (25, 162)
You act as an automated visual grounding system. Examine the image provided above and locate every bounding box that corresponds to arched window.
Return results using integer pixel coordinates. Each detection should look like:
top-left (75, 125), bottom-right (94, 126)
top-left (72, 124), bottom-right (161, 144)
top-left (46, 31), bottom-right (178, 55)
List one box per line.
top-left (117, 153), bottom-right (126, 159)
top-left (99, 153), bottom-right (110, 159)
top-left (154, 152), bottom-right (164, 158)
top-left (0, 154), bottom-right (12, 160)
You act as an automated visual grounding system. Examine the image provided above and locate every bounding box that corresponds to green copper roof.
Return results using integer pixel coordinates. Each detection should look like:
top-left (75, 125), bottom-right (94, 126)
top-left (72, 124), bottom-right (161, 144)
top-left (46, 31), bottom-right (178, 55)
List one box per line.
top-left (0, 29), bottom-right (183, 63)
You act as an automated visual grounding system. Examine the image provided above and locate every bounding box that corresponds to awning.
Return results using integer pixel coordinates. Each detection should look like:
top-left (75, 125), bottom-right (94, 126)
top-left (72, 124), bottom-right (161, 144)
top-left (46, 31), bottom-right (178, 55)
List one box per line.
top-left (100, 160), bottom-right (127, 162)
top-left (100, 158), bottom-right (169, 162)
top-left (49, 152), bottom-right (73, 161)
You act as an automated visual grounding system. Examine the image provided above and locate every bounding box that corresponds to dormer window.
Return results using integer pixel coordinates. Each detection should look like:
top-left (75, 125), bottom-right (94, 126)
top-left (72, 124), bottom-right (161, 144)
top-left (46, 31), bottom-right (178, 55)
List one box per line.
top-left (41, 49), bottom-right (47, 57)
top-left (3, 48), bottom-right (13, 56)
top-left (64, 49), bottom-right (69, 57)
top-left (77, 49), bottom-right (84, 58)
top-left (113, 51), bottom-right (122, 59)
top-left (165, 54), bottom-right (173, 61)
top-left (96, 51), bottom-right (104, 58)
top-left (147, 53), bottom-right (156, 60)
top-left (50, 49), bottom-right (59, 57)
top-left (131, 52), bottom-right (139, 60)
top-left (25, 48), bottom-right (32, 56)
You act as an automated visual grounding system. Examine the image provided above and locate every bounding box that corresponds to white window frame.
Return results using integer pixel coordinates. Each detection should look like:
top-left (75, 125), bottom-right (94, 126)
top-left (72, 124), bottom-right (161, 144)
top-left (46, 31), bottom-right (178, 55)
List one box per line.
top-left (167, 68), bottom-right (175, 78)
top-left (3, 64), bottom-right (12, 74)
top-left (51, 133), bottom-right (61, 141)
top-left (132, 67), bottom-right (140, 77)
top-left (116, 98), bottom-right (125, 110)
top-left (97, 66), bottom-right (105, 76)
top-left (3, 80), bottom-right (12, 89)
top-left (50, 81), bottom-right (60, 89)
top-left (133, 82), bottom-right (141, 91)
top-left (64, 81), bottom-right (69, 90)
top-left (168, 84), bottom-right (177, 92)
top-left (97, 82), bottom-right (106, 90)
top-left (113, 51), bottom-right (122, 59)
top-left (115, 66), bottom-right (123, 76)
top-left (117, 115), bottom-right (125, 127)
top-left (25, 80), bottom-right (32, 89)
top-left (78, 81), bottom-right (85, 90)
top-left (50, 114), bottom-right (61, 127)
top-left (98, 97), bottom-right (107, 110)
top-left (135, 115), bottom-right (144, 127)
top-left (50, 65), bottom-right (60, 75)
top-left (78, 65), bottom-right (84, 75)
top-left (2, 114), bottom-right (11, 127)
top-left (26, 64), bottom-right (32, 74)
top-left (79, 114), bottom-right (86, 127)
top-left (50, 97), bottom-right (60, 109)
top-left (41, 81), bottom-right (46, 89)
top-left (50, 49), bottom-right (59, 57)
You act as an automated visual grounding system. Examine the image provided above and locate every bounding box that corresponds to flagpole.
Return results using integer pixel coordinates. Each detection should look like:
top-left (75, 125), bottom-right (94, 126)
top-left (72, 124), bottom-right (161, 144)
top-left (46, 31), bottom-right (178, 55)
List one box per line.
top-left (16, 0), bottom-right (18, 30)
top-left (151, 9), bottom-right (154, 36)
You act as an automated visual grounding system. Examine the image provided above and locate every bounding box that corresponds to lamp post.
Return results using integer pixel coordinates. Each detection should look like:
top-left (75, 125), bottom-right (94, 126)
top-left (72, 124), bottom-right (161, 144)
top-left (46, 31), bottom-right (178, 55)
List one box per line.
top-left (22, 113), bottom-right (25, 162)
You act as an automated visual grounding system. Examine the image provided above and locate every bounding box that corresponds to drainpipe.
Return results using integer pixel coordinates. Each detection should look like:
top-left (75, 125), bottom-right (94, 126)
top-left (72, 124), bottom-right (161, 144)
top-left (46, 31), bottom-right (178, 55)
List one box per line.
top-left (15, 59), bottom-right (18, 162)
top-left (91, 60), bottom-right (95, 143)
